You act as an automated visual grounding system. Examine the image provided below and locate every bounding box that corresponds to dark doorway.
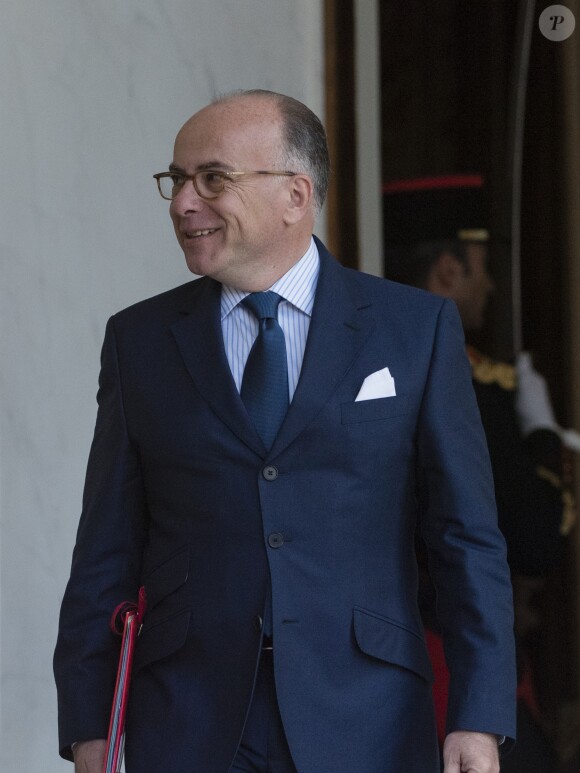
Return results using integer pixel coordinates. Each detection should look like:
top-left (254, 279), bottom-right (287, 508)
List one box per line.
top-left (378, 1), bottom-right (576, 767)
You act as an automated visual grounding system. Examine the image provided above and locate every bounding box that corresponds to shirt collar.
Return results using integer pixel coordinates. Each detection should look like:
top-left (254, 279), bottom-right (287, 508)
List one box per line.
top-left (221, 237), bottom-right (320, 320)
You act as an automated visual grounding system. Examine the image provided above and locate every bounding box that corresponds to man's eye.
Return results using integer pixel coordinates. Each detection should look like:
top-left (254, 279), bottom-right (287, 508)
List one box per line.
top-left (201, 171), bottom-right (225, 190)
top-left (170, 174), bottom-right (184, 186)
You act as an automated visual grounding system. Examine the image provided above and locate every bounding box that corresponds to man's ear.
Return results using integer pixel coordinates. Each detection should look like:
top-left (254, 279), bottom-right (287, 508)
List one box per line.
top-left (430, 251), bottom-right (464, 293)
top-left (283, 174), bottom-right (315, 225)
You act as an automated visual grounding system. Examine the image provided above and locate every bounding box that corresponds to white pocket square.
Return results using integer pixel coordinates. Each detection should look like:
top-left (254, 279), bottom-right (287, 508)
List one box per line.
top-left (355, 367), bottom-right (396, 401)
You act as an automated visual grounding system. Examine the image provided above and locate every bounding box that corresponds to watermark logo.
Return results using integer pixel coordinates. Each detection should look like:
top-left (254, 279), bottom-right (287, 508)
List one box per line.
top-left (539, 5), bottom-right (576, 40)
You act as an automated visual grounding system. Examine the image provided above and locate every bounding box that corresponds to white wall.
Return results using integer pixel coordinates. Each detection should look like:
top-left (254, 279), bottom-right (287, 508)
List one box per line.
top-left (354, 0), bottom-right (383, 277)
top-left (0, 2), bottom-right (324, 769)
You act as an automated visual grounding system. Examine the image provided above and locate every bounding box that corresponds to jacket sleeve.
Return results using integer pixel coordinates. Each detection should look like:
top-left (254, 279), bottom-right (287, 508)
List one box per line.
top-left (53, 316), bottom-right (149, 760)
top-left (416, 300), bottom-right (517, 745)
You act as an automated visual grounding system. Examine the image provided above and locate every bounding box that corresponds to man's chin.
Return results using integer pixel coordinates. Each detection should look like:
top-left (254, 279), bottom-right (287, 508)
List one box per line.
top-left (184, 262), bottom-right (209, 278)
top-left (183, 250), bottom-right (213, 278)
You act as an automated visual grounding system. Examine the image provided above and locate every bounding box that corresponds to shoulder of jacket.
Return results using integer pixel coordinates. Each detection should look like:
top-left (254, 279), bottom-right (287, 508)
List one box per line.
top-left (112, 277), bottom-right (204, 320)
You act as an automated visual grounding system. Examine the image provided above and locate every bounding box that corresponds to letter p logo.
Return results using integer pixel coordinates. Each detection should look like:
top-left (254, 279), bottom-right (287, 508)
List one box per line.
top-left (539, 5), bottom-right (576, 40)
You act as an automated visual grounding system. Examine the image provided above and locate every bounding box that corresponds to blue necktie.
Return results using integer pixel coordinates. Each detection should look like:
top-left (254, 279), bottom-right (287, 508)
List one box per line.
top-left (241, 292), bottom-right (289, 450)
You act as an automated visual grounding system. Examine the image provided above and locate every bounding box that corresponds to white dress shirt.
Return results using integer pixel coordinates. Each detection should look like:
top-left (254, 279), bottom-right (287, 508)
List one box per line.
top-left (220, 237), bottom-right (320, 401)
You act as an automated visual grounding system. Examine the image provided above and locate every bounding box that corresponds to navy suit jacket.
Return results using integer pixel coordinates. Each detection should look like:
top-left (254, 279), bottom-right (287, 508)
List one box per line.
top-left (54, 239), bottom-right (516, 772)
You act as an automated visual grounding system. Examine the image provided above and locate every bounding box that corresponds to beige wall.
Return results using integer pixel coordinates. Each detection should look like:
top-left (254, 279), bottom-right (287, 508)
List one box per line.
top-left (0, 3), bottom-right (324, 770)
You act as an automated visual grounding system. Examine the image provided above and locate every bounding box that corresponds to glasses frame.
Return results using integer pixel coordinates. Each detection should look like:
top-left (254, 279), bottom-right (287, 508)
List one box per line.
top-left (153, 169), bottom-right (298, 201)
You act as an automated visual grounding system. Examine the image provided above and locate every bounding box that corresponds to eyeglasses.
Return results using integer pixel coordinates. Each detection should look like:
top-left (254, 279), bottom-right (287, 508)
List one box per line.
top-left (153, 169), bottom-right (297, 201)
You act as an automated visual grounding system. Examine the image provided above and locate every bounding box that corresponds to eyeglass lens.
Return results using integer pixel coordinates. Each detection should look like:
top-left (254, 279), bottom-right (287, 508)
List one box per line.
top-left (158, 171), bottom-right (225, 200)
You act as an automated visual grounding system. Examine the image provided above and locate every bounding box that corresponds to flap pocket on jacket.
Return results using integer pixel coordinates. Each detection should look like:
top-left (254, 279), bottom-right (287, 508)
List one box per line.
top-left (143, 546), bottom-right (190, 611)
top-left (133, 607), bottom-right (191, 672)
top-left (353, 606), bottom-right (433, 683)
top-left (341, 395), bottom-right (410, 424)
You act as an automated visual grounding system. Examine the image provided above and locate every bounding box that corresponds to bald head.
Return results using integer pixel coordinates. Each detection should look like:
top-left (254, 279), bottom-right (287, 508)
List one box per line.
top-left (208, 90), bottom-right (330, 213)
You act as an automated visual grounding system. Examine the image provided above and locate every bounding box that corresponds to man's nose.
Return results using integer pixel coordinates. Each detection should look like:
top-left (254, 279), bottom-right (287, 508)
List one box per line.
top-left (171, 180), bottom-right (204, 213)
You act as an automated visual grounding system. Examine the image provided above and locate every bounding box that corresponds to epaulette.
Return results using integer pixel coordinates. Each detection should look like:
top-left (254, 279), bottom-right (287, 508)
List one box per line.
top-left (466, 345), bottom-right (517, 391)
top-left (536, 466), bottom-right (577, 536)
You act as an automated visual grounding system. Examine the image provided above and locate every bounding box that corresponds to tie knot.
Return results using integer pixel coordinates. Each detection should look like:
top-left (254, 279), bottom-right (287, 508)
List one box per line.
top-left (242, 291), bottom-right (282, 321)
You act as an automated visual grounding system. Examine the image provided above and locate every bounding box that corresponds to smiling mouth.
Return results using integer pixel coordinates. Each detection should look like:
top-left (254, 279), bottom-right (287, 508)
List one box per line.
top-left (184, 228), bottom-right (218, 239)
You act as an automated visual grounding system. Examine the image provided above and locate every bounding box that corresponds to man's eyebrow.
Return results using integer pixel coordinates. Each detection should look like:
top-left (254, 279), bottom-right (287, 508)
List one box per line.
top-left (198, 161), bottom-right (233, 171)
top-left (168, 161), bottom-right (232, 173)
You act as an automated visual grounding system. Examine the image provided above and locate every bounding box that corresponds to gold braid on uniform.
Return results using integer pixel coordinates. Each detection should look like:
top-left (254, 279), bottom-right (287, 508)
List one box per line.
top-left (466, 346), bottom-right (517, 391)
top-left (535, 466), bottom-right (576, 536)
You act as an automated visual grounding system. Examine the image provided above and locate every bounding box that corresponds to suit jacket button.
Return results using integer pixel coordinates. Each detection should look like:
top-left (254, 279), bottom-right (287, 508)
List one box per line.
top-left (262, 466), bottom-right (278, 481)
top-left (268, 532), bottom-right (284, 548)
top-left (254, 615), bottom-right (263, 632)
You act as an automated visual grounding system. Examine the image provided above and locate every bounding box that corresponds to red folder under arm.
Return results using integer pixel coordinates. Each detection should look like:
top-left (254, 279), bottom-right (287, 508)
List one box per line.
top-left (103, 586), bottom-right (147, 773)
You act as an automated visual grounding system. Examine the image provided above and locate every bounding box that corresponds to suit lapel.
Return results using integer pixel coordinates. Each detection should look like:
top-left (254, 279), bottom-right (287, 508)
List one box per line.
top-left (170, 244), bottom-right (375, 460)
top-left (170, 278), bottom-right (266, 457)
top-left (271, 244), bottom-right (375, 455)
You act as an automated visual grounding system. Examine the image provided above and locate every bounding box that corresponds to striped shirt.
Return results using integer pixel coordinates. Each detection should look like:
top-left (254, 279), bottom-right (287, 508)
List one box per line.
top-left (221, 237), bottom-right (320, 401)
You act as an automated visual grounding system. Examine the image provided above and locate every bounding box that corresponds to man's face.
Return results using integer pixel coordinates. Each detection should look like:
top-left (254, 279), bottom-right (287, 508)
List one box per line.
top-left (453, 243), bottom-right (494, 331)
top-left (169, 97), bottom-right (298, 290)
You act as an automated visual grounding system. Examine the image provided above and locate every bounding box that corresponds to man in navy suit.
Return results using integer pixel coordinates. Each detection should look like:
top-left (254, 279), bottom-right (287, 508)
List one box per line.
top-left (54, 90), bottom-right (516, 772)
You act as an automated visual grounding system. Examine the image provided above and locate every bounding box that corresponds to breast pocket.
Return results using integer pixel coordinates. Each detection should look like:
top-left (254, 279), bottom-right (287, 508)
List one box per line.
top-left (341, 394), bottom-right (411, 424)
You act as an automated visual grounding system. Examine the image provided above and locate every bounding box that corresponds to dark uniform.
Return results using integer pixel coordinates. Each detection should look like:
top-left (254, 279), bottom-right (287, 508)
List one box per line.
top-left (467, 346), bottom-right (573, 576)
